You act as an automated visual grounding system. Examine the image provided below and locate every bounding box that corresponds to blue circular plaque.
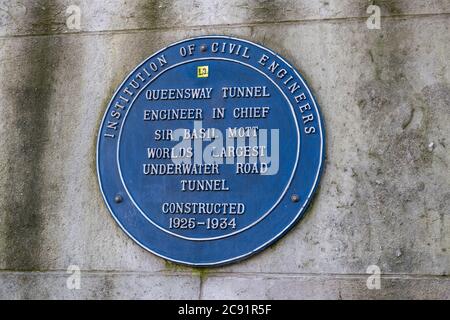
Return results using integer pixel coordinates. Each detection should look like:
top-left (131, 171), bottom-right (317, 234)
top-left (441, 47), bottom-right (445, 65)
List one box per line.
top-left (97, 36), bottom-right (325, 266)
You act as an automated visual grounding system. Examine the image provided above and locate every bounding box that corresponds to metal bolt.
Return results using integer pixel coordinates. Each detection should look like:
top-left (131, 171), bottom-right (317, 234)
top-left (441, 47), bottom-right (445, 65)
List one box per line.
top-left (114, 194), bottom-right (123, 203)
top-left (200, 45), bottom-right (207, 52)
top-left (291, 194), bottom-right (300, 203)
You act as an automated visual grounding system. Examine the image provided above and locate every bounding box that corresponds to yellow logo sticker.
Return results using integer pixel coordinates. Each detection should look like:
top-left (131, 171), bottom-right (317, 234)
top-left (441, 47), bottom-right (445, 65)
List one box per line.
top-left (197, 66), bottom-right (209, 78)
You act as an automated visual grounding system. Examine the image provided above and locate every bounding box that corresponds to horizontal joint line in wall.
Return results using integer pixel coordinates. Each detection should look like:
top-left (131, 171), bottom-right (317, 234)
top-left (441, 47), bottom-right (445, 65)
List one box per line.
top-left (0, 12), bottom-right (448, 40)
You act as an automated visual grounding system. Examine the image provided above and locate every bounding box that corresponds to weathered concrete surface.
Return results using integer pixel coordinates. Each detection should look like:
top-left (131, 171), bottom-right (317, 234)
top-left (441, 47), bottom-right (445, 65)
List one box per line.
top-left (0, 272), bottom-right (201, 299)
top-left (0, 0), bottom-right (449, 36)
top-left (0, 1), bottom-right (449, 299)
top-left (201, 274), bottom-right (449, 300)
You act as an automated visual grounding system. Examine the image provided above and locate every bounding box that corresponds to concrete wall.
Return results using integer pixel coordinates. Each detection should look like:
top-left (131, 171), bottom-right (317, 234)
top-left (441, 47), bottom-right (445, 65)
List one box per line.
top-left (0, 0), bottom-right (448, 299)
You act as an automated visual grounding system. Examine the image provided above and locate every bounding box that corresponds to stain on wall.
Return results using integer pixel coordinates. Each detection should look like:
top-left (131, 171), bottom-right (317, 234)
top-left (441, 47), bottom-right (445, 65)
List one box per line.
top-left (2, 2), bottom-right (60, 271)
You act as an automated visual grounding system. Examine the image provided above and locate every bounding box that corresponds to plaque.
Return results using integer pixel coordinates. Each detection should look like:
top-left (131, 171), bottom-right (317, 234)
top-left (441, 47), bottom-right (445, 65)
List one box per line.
top-left (97, 36), bottom-right (325, 266)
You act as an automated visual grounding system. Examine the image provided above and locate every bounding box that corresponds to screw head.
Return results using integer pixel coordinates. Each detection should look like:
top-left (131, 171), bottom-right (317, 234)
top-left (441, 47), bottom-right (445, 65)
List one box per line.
top-left (114, 194), bottom-right (123, 203)
top-left (200, 45), bottom-right (207, 52)
top-left (291, 194), bottom-right (300, 203)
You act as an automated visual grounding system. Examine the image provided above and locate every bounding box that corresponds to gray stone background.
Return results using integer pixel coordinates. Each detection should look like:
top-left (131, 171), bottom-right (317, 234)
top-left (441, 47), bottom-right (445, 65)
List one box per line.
top-left (0, 0), bottom-right (448, 299)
